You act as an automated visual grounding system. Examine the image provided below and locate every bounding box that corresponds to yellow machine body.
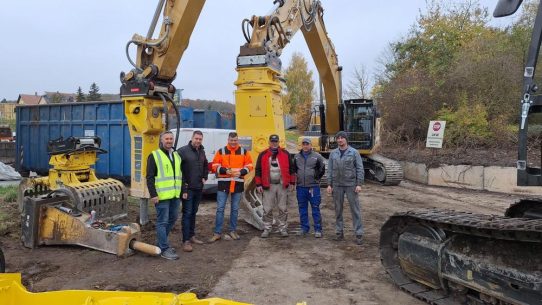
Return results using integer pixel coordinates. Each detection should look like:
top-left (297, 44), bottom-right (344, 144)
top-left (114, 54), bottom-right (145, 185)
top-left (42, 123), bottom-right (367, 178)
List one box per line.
top-left (123, 97), bottom-right (165, 198)
top-left (0, 273), bottom-right (251, 305)
top-left (234, 66), bottom-right (286, 159)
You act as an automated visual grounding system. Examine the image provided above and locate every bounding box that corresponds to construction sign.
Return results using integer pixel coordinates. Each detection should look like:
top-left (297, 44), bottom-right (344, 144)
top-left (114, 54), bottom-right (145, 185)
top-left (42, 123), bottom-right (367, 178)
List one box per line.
top-left (426, 120), bottom-right (446, 148)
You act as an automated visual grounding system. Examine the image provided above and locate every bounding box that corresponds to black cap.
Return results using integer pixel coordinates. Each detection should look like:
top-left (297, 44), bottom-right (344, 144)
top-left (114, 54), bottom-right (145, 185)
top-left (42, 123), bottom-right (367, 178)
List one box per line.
top-left (269, 134), bottom-right (279, 142)
top-left (336, 131), bottom-right (348, 140)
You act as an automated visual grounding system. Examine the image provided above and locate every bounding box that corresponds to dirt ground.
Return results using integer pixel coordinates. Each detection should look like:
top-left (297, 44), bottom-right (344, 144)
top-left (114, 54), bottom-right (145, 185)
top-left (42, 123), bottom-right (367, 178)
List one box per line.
top-left (0, 180), bottom-right (527, 304)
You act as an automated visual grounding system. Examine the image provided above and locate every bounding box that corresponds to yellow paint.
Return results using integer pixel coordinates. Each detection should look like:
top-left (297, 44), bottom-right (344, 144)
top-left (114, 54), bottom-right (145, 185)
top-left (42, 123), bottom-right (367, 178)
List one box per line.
top-left (0, 273), bottom-right (250, 305)
top-left (124, 97), bottom-right (166, 198)
top-left (234, 66), bottom-right (285, 162)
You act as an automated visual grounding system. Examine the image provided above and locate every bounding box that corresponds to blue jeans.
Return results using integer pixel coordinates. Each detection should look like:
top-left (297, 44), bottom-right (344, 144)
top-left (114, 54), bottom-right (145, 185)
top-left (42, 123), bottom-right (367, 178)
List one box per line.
top-left (296, 186), bottom-right (322, 233)
top-left (155, 198), bottom-right (180, 251)
top-left (214, 191), bottom-right (242, 234)
top-left (181, 189), bottom-right (203, 242)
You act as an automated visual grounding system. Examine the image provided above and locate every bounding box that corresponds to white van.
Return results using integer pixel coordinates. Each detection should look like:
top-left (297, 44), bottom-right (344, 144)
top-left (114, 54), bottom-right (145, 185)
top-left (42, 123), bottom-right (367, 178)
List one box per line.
top-left (171, 128), bottom-right (235, 194)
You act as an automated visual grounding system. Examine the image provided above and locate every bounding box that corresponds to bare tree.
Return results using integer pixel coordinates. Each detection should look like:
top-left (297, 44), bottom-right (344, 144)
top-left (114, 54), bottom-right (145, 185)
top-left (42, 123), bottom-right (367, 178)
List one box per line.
top-left (344, 65), bottom-right (371, 99)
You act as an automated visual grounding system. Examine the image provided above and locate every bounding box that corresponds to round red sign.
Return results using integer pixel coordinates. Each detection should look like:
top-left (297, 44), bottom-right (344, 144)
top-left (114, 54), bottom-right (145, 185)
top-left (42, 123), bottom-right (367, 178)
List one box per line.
top-left (432, 122), bottom-right (441, 132)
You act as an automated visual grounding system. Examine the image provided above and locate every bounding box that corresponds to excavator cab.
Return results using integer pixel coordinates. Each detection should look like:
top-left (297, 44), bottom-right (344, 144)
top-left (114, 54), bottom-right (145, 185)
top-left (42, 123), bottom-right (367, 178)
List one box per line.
top-left (341, 99), bottom-right (376, 151)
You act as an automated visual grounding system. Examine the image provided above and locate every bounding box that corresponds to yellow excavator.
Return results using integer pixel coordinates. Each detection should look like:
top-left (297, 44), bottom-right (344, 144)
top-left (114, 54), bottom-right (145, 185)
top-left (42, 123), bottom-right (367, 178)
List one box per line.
top-left (380, 1), bottom-right (542, 304)
top-left (232, 0), bottom-right (354, 229)
top-left (1, 0), bottom-right (310, 303)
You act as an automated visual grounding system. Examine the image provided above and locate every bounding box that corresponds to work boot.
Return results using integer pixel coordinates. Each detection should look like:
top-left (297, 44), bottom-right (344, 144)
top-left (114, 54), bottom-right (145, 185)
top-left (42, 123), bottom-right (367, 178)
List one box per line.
top-left (280, 230), bottom-right (289, 238)
top-left (208, 233), bottom-right (221, 243)
top-left (355, 235), bottom-right (363, 245)
top-left (229, 231), bottom-right (240, 240)
top-left (182, 241), bottom-right (193, 252)
top-left (190, 236), bottom-right (204, 245)
top-left (333, 232), bottom-right (344, 241)
top-left (160, 248), bottom-right (179, 260)
top-left (260, 230), bottom-right (270, 238)
top-left (314, 231), bottom-right (323, 238)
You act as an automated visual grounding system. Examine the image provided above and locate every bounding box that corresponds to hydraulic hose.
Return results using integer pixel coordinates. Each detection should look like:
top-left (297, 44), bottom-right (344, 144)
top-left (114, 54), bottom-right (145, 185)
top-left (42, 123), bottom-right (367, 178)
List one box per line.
top-left (162, 93), bottom-right (181, 149)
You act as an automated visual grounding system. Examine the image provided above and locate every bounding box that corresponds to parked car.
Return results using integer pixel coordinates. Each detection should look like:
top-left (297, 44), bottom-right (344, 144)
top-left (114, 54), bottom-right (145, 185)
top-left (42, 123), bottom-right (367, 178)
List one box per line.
top-left (172, 128), bottom-right (235, 194)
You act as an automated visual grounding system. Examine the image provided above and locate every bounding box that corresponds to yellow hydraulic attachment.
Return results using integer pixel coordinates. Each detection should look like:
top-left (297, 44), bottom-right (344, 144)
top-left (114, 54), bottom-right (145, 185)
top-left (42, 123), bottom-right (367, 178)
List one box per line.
top-left (120, 0), bottom-right (205, 199)
top-left (0, 273), bottom-right (252, 305)
top-left (17, 136), bottom-right (127, 220)
top-left (20, 194), bottom-right (159, 257)
top-left (15, 137), bottom-right (152, 257)
top-left (234, 0), bottom-right (339, 229)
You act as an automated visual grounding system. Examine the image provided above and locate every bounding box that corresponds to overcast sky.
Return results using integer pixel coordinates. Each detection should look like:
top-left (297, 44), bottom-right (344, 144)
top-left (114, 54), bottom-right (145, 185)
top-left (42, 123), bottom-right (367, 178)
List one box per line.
top-left (1, 0), bottom-right (515, 102)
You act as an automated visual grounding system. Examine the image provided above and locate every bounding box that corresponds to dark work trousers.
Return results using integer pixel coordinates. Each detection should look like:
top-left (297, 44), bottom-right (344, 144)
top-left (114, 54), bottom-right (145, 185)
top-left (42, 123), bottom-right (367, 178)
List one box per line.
top-left (181, 188), bottom-right (203, 242)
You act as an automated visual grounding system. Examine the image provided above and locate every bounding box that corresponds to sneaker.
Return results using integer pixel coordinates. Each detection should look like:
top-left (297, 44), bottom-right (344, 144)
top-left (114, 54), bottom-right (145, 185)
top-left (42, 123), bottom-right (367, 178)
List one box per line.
top-left (229, 231), bottom-right (240, 240)
top-left (280, 230), bottom-right (289, 238)
top-left (190, 236), bottom-right (204, 245)
top-left (356, 235), bottom-right (363, 245)
top-left (297, 231), bottom-right (309, 237)
top-left (260, 230), bottom-right (270, 238)
top-left (333, 233), bottom-right (344, 241)
top-left (314, 231), bottom-right (323, 238)
top-left (182, 241), bottom-right (193, 252)
top-left (208, 233), bottom-right (221, 243)
top-left (160, 248), bottom-right (179, 260)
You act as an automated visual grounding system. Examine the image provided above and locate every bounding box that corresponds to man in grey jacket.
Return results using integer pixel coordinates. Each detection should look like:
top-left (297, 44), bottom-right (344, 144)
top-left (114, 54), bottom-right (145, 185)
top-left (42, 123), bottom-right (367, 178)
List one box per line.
top-left (326, 131), bottom-right (364, 245)
top-left (294, 138), bottom-right (326, 238)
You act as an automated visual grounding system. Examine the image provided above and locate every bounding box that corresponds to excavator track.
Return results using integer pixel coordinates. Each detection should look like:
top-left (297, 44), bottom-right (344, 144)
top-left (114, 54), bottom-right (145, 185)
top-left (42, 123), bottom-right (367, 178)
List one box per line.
top-left (380, 208), bottom-right (542, 305)
top-left (365, 154), bottom-right (403, 185)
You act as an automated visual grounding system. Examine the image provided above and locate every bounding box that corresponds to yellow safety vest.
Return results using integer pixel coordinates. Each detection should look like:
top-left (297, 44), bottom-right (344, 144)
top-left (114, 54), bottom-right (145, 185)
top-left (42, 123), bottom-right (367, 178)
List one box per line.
top-left (152, 149), bottom-right (182, 200)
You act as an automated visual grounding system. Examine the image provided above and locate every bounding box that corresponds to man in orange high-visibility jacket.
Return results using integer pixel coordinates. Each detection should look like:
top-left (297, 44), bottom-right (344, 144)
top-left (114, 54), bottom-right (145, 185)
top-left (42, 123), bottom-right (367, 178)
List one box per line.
top-left (208, 132), bottom-right (253, 242)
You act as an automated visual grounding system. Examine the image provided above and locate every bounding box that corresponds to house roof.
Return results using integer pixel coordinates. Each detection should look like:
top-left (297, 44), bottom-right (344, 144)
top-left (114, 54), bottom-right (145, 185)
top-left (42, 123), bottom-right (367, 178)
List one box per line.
top-left (17, 94), bottom-right (42, 105)
top-left (43, 91), bottom-right (76, 103)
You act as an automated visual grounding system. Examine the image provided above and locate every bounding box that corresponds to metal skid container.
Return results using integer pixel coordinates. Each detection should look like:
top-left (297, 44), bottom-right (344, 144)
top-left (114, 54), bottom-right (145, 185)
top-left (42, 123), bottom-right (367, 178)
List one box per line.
top-left (16, 101), bottom-right (131, 182)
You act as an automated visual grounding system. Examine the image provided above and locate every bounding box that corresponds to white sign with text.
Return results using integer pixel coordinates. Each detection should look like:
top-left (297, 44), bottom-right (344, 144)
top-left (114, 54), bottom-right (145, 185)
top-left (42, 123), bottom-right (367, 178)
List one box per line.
top-left (426, 120), bottom-right (446, 148)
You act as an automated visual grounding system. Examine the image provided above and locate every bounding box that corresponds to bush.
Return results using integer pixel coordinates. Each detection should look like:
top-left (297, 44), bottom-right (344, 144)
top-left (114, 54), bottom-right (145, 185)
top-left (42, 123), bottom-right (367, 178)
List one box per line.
top-left (437, 96), bottom-right (491, 148)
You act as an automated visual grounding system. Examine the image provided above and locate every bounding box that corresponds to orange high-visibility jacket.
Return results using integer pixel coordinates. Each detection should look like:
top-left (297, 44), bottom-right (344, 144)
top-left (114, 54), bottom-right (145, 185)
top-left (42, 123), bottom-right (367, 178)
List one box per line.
top-left (211, 145), bottom-right (253, 193)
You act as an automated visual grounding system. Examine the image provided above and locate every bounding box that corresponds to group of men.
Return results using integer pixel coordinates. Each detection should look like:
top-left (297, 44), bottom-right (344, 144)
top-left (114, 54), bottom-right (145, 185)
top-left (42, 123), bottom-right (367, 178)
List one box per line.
top-left (146, 130), bottom-right (365, 260)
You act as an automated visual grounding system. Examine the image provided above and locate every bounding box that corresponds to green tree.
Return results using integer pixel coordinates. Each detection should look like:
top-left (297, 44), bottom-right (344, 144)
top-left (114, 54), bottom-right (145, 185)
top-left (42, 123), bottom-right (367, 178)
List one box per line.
top-left (390, 1), bottom-right (489, 78)
top-left (88, 83), bottom-right (102, 101)
top-left (375, 0), bottom-right (526, 147)
top-left (283, 52), bottom-right (314, 131)
top-left (76, 86), bottom-right (86, 102)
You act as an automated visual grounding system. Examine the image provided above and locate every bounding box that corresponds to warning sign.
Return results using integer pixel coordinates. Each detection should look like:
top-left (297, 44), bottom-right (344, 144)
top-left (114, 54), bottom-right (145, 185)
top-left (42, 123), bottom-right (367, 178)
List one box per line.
top-left (426, 120), bottom-right (446, 148)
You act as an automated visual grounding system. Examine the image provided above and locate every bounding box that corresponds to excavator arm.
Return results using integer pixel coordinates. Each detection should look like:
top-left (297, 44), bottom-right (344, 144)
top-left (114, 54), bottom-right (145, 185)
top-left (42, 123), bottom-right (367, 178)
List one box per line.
top-left (234, 0), bottom-right (341, 229)
top-left (238, 0), bottom-right (341, 136)
top-left (120, 0), bottom-right (205, 207)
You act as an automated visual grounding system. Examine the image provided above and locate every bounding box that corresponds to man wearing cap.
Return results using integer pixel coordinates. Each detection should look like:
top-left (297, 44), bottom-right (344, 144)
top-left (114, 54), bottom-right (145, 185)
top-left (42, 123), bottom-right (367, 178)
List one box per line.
top-left (326, 131), bottom-right (365, 245)
top-left (293, 138), bottom-right (326, 237)
top-left (255, 134), bottom-right (296, 238)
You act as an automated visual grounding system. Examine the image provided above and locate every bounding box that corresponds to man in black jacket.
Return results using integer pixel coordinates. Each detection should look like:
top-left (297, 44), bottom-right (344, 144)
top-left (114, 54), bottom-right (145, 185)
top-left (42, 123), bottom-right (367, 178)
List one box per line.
top-left (177, 130), bottom-right (209, 252)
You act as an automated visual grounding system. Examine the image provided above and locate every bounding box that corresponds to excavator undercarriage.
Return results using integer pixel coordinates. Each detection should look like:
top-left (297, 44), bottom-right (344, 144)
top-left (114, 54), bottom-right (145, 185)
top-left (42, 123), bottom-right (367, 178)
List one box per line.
top-left (364, 154), bottom-right (403, 186)
top-left (380, 207), bottom-right (542, 305)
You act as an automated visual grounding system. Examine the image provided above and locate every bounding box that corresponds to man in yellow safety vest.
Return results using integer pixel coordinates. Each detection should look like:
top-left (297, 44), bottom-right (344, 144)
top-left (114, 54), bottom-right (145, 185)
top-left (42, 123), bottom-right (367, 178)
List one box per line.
top-left (146, 131), bottom-right (182, 260)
